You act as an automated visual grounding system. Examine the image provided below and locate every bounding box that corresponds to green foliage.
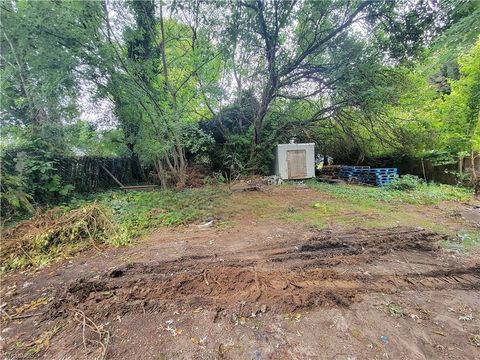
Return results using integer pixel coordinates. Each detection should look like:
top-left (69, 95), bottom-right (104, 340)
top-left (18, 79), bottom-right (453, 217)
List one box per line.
top-left (298, 8), bottom-right (480, 164)
top-left (0, 0), bottom-right (102, 143)
top-left (180, 122), bottom-right (215, 159)
top-left (63, 121), bottom-right (128, 157)
top-left (2, 145), bottom-right (75, 207)
top-left (202, 172), bottom-right (226, 185)
top-left (441, 230), bottom-right (480, 252)
top-left (0, 160), bottom-right (33, 219)
top-left (429, 1), bottom-right (480, 68)
top-left (1, 0), bottom-right (479, 213)
top-left (387, 175), bottom-right (423, 191)
top-left (429, 38), bottom-right (480, 154)
top-left (305, 180), bottom-right (472, 205)
top-left (92, 187), bottom-right (227, 237)
top-left (201, 90), bottom-right (259, 174)
top-left (0, 141), bottom-right (74, 218)
top-left (383, 36), bottom-right (480, 160)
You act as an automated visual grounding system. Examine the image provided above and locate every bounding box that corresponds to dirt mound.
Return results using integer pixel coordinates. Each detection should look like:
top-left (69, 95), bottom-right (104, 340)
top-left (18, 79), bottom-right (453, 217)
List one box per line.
top-left (302, 227), bottom-right (445, 253)
top-left (47, 227), bottom-right (478, 321)
top-left (300, 227), bottom-right (444, 254)
top-left (50, 264), bottom-right (359, 319)
top-left (271, 227), bottom-right (447, 268)
top-left (50, 262), bottom-right (480, 321)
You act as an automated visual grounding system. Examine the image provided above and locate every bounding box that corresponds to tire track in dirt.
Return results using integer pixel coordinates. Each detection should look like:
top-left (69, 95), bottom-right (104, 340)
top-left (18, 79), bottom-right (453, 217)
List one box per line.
top-left (48, 227), bottom-right (479, 320)
top-left (49, 263), bottom-right (480, 320)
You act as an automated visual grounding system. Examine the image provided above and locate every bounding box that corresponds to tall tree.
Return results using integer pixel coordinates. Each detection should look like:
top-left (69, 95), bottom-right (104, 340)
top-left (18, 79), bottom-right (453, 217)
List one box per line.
top-left (1, 0), bottom-right (102, 150)
top-left (182, 0), bottom-right (444, 163)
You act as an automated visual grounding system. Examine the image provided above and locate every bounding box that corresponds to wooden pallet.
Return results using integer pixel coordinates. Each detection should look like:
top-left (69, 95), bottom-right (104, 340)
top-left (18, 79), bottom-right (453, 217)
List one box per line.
top-left (120, 185), bottom-right (158, 192)
top-left (319, 165), bottom-right (344, 177)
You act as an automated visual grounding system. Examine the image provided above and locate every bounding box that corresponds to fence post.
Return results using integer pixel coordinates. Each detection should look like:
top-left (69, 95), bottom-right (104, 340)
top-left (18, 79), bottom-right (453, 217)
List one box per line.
top-left (421, 158), bottom-right (427, 181)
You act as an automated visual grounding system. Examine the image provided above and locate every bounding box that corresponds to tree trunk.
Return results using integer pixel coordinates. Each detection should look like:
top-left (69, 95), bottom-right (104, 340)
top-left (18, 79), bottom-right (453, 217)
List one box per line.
top-left (470, 151), bottom-right (479, 198)
top-left (159, 2), bottom-right (187, 187)
top-left (155, 159), bottom-right (167, 189)
top-left (249, 93), bottom-right (271, 161)
top-left (249, 114), bottom-right (262, 161)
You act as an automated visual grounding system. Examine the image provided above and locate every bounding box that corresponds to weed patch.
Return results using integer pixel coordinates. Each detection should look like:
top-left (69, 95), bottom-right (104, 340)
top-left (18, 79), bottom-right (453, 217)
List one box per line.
top-left (92, 187), bottom-right (227, 236)
top-left (441, 230), bottom-right (480, 251)
top-left (1, 187), bottom-right (228, 271)
top-left (306, 180), bottom-right (472, 205)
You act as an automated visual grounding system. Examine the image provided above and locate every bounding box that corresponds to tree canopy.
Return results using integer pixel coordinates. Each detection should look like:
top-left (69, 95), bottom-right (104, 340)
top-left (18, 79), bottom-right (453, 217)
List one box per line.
top-left (1, 0), bottom-right (479, 211)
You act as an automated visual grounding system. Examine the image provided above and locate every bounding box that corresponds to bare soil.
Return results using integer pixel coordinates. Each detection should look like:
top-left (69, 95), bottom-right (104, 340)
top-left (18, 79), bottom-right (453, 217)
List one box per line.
top-left (1, 186), bottom-right (479, 360)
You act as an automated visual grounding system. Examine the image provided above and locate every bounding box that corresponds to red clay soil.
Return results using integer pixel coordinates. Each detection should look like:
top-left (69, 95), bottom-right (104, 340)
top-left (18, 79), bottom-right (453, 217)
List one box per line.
top-left (1, 208), bottom-right (479, 359)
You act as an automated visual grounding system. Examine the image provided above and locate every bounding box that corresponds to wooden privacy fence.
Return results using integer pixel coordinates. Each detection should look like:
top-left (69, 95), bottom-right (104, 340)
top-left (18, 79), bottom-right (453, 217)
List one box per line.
top-left (57, 156), bottom-right (145, 193)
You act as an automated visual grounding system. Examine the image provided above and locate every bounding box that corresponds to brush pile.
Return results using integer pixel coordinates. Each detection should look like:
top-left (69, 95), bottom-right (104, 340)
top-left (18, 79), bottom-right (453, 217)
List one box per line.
top-left (1, 204), bottom-right (126, 271)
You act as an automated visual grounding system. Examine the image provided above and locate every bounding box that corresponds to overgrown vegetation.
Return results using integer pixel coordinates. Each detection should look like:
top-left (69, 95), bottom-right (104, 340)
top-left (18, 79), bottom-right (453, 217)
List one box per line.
top-left (0, 1), bottom-right (479, 271)
top-left (1, 203), bottom-right (124, 271)
top-left (387, 175), bottom-right (424, 191)
top-left (1, 187), bottom-right (227, 272)
top-left (1, 0), bottom-right (479, 217)
top-left (90, 187), bottom-right (227, 234)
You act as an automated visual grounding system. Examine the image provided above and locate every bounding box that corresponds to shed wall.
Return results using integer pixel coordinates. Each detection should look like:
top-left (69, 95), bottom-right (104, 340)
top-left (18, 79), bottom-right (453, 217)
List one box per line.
top-left (275, 143), bottom-right (315, 179)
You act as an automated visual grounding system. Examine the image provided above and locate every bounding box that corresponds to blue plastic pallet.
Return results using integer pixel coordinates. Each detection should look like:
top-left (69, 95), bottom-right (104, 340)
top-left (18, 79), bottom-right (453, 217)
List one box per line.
top-left (338, 166), bottom-right (370, 180)
top-left (339, 166), bottom-right (397, 186)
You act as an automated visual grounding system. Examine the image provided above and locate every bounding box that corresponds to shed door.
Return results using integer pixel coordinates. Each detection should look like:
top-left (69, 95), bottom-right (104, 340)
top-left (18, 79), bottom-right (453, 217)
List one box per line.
top-left (287, 150), bottom-right (307, 179)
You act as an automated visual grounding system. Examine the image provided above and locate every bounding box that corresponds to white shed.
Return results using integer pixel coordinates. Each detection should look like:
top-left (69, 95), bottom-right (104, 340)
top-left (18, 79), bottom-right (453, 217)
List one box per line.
top-left (275, 142), bottom-right (315, 180)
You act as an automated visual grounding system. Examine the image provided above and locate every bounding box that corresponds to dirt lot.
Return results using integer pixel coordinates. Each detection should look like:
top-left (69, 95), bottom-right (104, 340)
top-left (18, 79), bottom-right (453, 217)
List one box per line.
top-left (1, 185), bottom-right (479, 359)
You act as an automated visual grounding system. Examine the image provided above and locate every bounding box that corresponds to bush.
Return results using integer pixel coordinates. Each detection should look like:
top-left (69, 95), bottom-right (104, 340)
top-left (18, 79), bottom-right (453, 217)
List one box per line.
top-left (0, 160), bottom-right (33, 219)
top-left (1, 144), bottom-right (75, 217)
top-left (387, 175), bottom-right (423, 191)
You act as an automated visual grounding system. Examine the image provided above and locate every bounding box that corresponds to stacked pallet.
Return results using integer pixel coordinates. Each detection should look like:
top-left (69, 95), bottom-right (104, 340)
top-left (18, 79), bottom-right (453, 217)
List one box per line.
top-left (337, 166), bottom-right (370, 180)
top-left (351, 168), bottom-right (397, 186)
top-left (318, 165), bottom-right (343, 177)
top-left (338, 166), bottom-right (398, 186)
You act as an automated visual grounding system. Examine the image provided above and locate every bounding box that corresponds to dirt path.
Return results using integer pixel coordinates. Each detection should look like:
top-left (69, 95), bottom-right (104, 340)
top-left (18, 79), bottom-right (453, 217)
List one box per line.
top-left (1, 187), bottom-right (479, 359)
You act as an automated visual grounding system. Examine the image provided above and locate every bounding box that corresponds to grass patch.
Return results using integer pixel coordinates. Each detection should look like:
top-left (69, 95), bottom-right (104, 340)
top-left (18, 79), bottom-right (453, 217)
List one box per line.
top-left (305, 180), bottom-right (472, 205)
top-left (1, 187), bottom-right (228, 272)
top-left (277, 199), bottom-right (383, 230)
top-left (280, 183), bottom-right (464, 232)
top-left (279, 210), bottom-right (325, 229)
top-left (440, 230), bottom-right (480, 252)
top-left (228, 195), bottom-right (279, 218)
top-left (91, 187), bottom-right (227, 236)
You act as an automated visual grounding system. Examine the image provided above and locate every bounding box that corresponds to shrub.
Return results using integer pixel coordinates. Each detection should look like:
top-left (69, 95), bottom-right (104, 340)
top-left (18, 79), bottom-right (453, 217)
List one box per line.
top-left (387, 175), bottom-right (423, 191)
top-left (0, 160), bottom-right (33, 219)
top-left (1, 145), bottom-right (75, 217)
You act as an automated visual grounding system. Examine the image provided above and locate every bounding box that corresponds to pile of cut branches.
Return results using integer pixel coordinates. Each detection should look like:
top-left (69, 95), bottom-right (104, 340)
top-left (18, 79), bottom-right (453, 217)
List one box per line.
top-left (1, 203), bottom-right (127, 271)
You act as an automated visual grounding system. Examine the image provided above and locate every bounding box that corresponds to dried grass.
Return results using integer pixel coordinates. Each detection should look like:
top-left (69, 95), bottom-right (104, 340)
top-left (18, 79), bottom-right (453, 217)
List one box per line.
top-left (1, 203), bottom-right (126, 271)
